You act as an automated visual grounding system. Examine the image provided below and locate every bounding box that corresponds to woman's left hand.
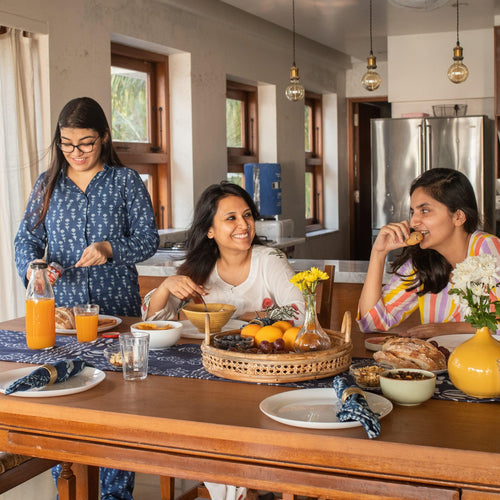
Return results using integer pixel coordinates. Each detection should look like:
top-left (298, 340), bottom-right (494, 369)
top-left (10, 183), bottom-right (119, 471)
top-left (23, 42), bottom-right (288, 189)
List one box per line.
top-left (75, 242), bottom-right (113, 267)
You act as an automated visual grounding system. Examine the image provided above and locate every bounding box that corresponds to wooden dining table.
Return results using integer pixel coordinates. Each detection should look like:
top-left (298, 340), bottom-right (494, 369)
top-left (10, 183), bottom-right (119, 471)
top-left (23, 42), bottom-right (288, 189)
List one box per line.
top-left (0, 315), bottom-right (499, 500)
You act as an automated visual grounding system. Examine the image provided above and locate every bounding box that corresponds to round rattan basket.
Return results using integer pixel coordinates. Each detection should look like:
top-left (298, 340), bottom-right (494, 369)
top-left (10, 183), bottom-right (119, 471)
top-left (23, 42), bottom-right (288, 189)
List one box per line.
top-left (201, 312), bottom-right (353, 383)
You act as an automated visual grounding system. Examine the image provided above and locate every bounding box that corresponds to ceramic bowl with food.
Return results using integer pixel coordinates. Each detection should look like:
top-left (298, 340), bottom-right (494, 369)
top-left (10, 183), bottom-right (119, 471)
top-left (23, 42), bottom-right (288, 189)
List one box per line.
top-left (379, 368), bottom-right (436, 406)
top-left (182, 303), bottom-right (236, 333)
top-left (130, 320), bottom-right (183, 349)
top-left (349, 360), bottom-right (392, 389)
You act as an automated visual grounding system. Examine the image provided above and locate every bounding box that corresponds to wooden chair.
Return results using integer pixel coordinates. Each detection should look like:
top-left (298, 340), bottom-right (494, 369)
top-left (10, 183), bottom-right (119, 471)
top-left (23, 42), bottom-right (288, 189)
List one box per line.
top-left (315, 264), bottom-right (336, 330)
top-left (0, 452), bottom-right (58, 495)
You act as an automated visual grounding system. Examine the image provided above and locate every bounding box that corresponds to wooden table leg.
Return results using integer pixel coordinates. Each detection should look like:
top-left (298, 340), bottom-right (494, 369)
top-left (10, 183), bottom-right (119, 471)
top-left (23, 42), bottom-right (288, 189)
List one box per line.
top-left (73, 463), bottom-right (99, 499)
top-left (57, 462), bottom-right (76, 500)
top-left (160, 475), bottom-right (175, 500)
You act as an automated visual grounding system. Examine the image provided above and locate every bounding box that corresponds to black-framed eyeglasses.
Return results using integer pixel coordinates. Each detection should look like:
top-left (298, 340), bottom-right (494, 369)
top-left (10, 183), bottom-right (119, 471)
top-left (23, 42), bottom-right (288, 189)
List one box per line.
top-left (57, 137), bottom-right (100, 154)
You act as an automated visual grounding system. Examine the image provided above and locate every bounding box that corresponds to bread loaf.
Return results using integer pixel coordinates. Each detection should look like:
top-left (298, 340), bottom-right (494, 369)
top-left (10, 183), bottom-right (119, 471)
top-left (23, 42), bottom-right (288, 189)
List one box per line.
top-left (373, 337), bottom-right (446, 371)
top-left (55, 307), bottom-right (75, 329)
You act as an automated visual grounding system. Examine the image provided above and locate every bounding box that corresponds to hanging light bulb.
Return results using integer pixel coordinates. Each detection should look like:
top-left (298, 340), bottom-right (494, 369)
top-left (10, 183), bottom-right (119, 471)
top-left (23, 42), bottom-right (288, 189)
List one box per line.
top-left (285, 0), bottom-right (305, 102)
top-left (361, 0), bottom-right (381, 91)
top-left (448, 1), bottom-right (468, 84)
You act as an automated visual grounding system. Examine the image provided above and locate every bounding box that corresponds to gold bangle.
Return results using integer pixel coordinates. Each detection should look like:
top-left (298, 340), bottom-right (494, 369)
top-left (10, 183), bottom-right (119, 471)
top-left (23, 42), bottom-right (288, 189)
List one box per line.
top-left (341, 387), bottom-right (366, 403)
top-left (41, 364), bottom-right (58, 385)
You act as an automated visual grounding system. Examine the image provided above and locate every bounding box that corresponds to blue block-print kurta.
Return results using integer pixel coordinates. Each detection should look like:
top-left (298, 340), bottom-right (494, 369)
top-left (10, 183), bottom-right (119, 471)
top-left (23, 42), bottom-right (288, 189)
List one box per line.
top-left (15, 164), bottom-right (159, 317)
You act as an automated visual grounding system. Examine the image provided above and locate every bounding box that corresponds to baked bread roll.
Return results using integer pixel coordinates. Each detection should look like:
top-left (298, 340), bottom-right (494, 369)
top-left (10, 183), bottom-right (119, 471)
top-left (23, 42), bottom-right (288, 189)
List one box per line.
top-left (405, 231), bottom-right (423, 246)
top-left (373, 337), bottom-right (446, 371)
top-left (55, 307), bottom-right (75, 329)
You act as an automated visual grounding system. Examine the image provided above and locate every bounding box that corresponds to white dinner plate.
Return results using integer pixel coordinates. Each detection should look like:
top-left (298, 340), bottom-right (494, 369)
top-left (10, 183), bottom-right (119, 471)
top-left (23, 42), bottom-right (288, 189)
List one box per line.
top-left (56, 315), bottom-right (122, 335)
top-left (259, 388), bottom-right (393, 429)
top-left (180, 319), bottom-right (246, 339)
top-left (0, 366), bottom-right (105, 397)
top-left (428, 334), bottom-right (474, 352)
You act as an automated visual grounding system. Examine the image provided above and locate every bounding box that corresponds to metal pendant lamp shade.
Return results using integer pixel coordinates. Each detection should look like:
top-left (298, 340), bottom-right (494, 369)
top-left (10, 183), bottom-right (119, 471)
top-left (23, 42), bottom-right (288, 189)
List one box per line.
top-left (285, 0), bottom-right (305, 101)
top-left (361, 0), bottom-right (381, 91)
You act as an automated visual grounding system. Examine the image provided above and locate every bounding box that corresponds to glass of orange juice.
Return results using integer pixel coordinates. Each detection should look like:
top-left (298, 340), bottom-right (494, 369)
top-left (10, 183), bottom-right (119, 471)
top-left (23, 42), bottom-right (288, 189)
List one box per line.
top-left (73, 304), bottom-right (99, 343)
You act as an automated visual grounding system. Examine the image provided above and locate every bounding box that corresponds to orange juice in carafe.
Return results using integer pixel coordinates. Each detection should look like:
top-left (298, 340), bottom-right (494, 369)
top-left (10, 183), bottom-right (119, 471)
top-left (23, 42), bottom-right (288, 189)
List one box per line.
top-left (26, 297), bottom-right (56, 349)
top-left (25, 262), bottom-right (56, 349)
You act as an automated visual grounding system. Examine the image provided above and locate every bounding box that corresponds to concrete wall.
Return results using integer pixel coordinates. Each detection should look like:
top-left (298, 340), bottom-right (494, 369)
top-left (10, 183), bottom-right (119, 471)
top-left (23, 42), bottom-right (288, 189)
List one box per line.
top-left (3, 0), bottom-right (352, 260)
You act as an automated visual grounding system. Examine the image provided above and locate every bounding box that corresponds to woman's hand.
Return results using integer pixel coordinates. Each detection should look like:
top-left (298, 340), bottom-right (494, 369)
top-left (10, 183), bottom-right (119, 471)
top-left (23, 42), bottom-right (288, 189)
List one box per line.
top-left (146, 275), bottom-right (206, 318)
top-left (371, 221), bottom-right (412, 256)
top-left (159, 275), bottom-right (206, 301)
top-left (75, 242), bottom-right (113, 267)
top-left (399, 322), bottom-right (475, 339)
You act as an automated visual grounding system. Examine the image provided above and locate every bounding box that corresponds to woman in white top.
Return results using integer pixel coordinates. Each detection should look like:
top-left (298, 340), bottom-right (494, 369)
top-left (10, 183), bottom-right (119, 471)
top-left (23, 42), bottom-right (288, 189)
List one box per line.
top-left (142, 181), bottom-right (304, 324)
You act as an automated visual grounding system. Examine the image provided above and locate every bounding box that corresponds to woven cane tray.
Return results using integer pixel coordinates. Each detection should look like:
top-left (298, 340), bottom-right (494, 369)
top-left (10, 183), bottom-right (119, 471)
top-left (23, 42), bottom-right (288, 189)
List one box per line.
top-left (201, 312), bottom-right (353, 383)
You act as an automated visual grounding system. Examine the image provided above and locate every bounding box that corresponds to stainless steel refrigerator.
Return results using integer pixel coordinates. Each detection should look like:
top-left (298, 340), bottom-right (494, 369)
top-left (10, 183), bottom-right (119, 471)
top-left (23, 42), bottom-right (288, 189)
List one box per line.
top-left (370, 115), bottom-right (495, 242)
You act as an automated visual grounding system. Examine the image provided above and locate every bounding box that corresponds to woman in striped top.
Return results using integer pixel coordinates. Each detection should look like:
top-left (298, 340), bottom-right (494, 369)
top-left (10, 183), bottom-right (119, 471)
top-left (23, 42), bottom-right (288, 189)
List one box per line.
top-left (357, 168), bottom-right (500, 338)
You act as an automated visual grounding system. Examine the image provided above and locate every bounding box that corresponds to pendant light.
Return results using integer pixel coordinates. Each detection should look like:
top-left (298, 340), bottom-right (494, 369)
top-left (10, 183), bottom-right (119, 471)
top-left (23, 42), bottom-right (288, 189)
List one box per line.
top-left (285, 0), bottom-right (305, 102)
top-left (447, 1), bottom-right (468, 84)
top-left (361, 0), bottom-right (382, 92)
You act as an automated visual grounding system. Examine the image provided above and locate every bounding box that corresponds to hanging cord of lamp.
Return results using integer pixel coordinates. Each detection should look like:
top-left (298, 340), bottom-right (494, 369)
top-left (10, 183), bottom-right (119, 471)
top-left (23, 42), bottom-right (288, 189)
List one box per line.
top-left (285, 0), bottom-right (305, 101)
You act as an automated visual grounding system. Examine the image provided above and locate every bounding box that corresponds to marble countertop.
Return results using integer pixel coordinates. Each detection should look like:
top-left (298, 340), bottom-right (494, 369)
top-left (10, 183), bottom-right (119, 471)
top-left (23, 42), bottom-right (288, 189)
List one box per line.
top-left (137, 255), bottom-right (392, 284)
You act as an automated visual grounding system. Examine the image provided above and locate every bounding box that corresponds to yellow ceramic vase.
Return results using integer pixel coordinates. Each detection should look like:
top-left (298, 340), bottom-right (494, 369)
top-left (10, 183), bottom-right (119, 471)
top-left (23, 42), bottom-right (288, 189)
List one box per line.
top-left (447, 326), bottom-right (500, 398)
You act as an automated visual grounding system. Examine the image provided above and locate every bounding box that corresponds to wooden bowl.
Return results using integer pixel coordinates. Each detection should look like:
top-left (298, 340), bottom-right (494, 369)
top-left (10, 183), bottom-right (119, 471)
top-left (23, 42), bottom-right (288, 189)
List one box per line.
top-left (182, 303), bottom-right (236, 333)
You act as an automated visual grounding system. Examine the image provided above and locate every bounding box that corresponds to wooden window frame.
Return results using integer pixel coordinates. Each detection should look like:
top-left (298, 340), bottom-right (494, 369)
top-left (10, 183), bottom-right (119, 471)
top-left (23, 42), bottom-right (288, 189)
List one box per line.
top-left (227, 81), bottom-right (258, 175)
top-left (305, 93), bottom-right (323, 231)
top-left (111, 43), bottom-right (171, 228)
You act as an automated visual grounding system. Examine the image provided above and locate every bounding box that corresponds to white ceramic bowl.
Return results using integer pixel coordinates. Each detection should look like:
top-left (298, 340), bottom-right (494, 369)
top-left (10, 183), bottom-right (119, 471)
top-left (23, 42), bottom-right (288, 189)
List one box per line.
top-left (130, 321), bottom-right (183, 350)
top-left (379, 368), bottom-right (436, 406)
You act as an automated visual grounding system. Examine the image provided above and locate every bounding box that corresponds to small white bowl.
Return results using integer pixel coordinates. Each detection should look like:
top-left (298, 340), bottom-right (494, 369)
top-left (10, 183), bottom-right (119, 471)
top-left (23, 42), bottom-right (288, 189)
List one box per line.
top-left (130, 321), bottom-right (183, 350)
top-left (379, 368), bottom-right (436, 406)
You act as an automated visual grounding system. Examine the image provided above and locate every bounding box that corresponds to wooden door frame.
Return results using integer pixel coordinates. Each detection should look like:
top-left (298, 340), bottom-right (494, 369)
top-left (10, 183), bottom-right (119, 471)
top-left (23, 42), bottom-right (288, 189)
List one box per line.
top-left (347, 96), bottom-right (388, 259)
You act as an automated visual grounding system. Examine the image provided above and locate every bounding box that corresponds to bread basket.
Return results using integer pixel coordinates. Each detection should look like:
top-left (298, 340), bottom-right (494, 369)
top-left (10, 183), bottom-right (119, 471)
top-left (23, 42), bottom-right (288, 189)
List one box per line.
top-left (201, 312), bottom-right (353, 383)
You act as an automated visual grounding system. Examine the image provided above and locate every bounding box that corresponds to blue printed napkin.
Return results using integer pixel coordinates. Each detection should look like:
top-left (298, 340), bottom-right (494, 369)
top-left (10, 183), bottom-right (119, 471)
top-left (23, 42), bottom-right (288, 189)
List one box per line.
top-left (4, 358), bottom-right (86, 395)
top-left (333, 373), bottom-right (381, 439)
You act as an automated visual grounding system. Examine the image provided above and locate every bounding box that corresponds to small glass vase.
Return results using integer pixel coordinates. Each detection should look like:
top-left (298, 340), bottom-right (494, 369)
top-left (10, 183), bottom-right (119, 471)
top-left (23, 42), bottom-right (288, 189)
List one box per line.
top-left (294, 292), bottom-right (331, 353)
top-left (447, 326), bottom-right (500, 399)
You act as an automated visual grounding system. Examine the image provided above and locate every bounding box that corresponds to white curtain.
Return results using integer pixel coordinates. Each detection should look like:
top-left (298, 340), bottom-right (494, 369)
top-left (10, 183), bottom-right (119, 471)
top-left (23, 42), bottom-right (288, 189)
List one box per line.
top-left (0, 28), bottom-right (45, 321)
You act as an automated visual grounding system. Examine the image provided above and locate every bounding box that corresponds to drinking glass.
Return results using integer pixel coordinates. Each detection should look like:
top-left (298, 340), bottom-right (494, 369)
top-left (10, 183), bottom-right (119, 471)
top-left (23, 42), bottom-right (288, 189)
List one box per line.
top-left (119, 332), bottom-right (150, 381)
top-left (73, 304), bottom-right (99, 343)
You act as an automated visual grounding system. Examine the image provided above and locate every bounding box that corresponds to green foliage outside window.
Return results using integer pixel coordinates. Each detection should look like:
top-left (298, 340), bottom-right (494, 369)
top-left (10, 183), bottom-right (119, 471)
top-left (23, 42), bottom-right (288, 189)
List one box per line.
top-left (226, 98), bottom-right (243, 147)
top-left (305, 172), bottom-right (313, 219)
top-left (111, 67), bottom-right (148, 142)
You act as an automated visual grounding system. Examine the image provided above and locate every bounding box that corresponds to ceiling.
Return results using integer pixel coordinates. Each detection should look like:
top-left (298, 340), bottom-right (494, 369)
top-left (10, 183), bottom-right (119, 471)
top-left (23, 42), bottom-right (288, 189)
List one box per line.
top-left (219, 0), bottom-right (500, 61)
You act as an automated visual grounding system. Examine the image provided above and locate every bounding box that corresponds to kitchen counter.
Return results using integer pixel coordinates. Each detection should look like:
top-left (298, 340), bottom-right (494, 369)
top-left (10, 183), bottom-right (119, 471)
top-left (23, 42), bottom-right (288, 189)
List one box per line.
top-left (137, 255), bottom-right (392, 284)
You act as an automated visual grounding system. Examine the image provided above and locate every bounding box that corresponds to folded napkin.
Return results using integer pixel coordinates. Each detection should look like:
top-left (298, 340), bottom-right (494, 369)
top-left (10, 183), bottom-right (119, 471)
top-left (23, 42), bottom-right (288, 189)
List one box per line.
top-left (4, 358), bottom-right (86, 395)
top-left (204, 482), bottom-right (246, 500)
top-left (333, 373), bottom-right (381, 439)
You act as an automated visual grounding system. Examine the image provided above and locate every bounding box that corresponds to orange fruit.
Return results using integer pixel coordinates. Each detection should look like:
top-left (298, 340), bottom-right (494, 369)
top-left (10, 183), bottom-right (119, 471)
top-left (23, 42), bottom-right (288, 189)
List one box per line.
top-left (254, 325), bottom-right (283, 347)
top-left (283, 326), bottom-right (301, 351)
top-left (240, 323), bottom-right (262, 338)
top-left (272, 320), bottom-right (292, 333)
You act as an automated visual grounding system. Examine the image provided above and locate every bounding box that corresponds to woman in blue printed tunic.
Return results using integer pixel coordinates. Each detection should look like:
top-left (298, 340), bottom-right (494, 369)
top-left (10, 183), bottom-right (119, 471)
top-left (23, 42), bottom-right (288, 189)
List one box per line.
top-left (14, 97), bottom-right (159, 317)
top-left (14, 97), bottom-right (159, 500)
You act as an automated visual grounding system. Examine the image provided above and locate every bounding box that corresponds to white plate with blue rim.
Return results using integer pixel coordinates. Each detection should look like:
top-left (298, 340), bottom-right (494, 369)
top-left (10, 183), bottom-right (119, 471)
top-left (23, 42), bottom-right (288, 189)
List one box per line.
top-left (259, 388), bottom-right (393, 429)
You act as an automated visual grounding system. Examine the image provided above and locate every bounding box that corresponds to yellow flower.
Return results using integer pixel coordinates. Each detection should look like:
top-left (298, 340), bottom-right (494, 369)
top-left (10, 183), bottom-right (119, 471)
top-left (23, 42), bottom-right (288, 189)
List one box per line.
top-left (289, 267), bottom-right (329, 294)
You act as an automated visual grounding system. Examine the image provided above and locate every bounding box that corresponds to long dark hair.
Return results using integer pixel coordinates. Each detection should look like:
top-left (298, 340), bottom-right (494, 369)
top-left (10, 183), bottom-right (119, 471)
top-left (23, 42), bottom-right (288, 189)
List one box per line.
top-left (391, 168), bottom-right (480, 295)
top-left (33, 97), bottom-right (124, 228)
top-left (177, 181), bottom-right (262, 284)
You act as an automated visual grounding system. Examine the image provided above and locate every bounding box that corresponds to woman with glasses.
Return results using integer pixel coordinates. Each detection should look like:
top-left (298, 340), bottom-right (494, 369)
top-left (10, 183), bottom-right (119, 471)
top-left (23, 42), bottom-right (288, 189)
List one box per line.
top-left (15, 96), bottom-right (159, 317)
top-left (14, 96), bottom-right (159, 500)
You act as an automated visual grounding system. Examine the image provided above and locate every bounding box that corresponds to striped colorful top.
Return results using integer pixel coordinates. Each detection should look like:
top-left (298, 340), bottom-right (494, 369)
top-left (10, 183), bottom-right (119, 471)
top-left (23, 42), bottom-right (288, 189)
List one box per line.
top-left (357, 231), bottom-right (500, 333)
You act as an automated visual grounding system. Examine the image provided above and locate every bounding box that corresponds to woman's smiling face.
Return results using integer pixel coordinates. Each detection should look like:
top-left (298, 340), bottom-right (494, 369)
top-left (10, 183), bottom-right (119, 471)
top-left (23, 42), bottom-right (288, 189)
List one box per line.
top-left (409, 187), bottom-right (464, 251)
top-left (59, 127), bottom-right (104, 174)
top-left (207, 195), bottom-right (256, 253)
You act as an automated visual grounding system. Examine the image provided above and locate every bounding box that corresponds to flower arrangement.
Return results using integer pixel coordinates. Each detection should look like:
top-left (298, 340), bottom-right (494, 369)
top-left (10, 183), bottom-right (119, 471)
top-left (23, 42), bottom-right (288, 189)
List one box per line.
top-left (289, 267), bottom-right (329, 295)
top-left (289, 267), bottom-right (331, 352)
top-left (449, 254), bottom-right (500, 332)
